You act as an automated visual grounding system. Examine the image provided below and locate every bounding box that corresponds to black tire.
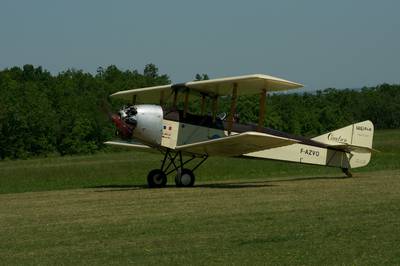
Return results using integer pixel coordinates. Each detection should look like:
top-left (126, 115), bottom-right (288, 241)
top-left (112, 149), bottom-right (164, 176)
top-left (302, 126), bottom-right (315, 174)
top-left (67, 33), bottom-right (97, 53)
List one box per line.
top-left (175, 168), bottom-right (195, 187)
top-left (147, 169), bottom-right (167, 188)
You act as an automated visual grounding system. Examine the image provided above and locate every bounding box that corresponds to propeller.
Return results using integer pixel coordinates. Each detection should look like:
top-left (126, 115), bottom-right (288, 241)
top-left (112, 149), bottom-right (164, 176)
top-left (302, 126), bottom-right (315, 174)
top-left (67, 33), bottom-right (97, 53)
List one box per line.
top-left (100, 98), bottom-right (135, 139)
top-left (111, 113), bottom-right (134, 139)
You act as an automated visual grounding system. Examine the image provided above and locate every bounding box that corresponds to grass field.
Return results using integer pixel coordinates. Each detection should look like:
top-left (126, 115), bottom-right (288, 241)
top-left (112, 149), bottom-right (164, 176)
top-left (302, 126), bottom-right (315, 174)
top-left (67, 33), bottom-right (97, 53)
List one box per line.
top-left (0, 130), bottom-right (399, 264)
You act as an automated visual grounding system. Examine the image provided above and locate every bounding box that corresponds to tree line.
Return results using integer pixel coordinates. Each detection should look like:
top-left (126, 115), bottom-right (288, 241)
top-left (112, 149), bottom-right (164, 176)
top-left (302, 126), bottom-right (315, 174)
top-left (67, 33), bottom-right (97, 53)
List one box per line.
top-left (0, 64), bottom-right (399, 159)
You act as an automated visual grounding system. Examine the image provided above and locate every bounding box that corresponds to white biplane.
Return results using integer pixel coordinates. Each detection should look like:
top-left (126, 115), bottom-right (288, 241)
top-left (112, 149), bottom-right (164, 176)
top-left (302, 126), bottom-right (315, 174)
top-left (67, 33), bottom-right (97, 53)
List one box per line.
top-left (106, 74), bottom-right (375, 187)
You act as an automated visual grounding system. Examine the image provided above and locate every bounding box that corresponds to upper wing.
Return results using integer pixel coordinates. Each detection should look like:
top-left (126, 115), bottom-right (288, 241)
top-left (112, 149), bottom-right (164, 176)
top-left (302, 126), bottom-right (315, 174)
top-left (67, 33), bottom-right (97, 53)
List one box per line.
top-left (110, 84), bottom-right (173, 104)
top-left (175, 132), bottom-right (299, 156)
top-left (185, 74), bottom-right (303, 97)
top-left (110, 74), bottom-right (303, 103)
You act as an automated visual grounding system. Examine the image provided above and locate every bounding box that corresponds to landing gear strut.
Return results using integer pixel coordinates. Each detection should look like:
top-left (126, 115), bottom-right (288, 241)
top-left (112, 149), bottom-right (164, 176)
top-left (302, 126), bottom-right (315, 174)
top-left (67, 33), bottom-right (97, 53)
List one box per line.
top-left (146, 149), bottom-right (208, 188)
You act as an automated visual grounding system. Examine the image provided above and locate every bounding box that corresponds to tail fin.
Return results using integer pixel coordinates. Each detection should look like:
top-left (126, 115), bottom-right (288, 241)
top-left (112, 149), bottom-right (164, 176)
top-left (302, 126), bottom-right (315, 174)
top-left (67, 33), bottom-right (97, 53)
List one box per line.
top-left (313, 120), bottom-right (375, 168)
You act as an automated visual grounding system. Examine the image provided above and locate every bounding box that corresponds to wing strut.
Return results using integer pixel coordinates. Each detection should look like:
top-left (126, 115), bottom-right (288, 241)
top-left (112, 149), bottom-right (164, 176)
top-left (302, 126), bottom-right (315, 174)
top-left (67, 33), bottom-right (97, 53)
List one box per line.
top-left (159, 90), bottom-right (164, 105)
top-left (227, 83), bottom-right (238, 135)
top-left (172, 89), bottom-right (178, 108)
top-left (183, 89), bottom-right (190, 118)
top-left (200, 94), bottom-right (206, 115)
top-left (212, 96), bottom-right (218, 123)
top-left (258, 88), bottom-right (267, 131)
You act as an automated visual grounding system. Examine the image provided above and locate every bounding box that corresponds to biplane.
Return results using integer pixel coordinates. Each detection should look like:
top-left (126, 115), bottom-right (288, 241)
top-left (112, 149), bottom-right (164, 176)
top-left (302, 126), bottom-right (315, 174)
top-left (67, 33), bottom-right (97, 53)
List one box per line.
top-left (106, 74), bottom-right (375, 188)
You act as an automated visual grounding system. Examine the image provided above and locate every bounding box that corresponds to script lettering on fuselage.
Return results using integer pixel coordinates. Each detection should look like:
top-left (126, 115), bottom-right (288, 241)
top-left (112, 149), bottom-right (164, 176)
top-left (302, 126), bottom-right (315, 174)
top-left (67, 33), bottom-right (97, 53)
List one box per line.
top-left (327, 133), bottom-right (347, 144)
top-left (300, 148), bottom-right (320, 157)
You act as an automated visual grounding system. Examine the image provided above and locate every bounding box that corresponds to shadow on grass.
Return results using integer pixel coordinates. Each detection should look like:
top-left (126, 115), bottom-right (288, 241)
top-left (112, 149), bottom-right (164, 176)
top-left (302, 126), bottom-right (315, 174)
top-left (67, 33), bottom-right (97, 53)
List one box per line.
top-left (89, 175), bottom-right (345, 192)
top-left (88, 184), bottom-right (147, 192)
top-left (271, 175), bottom-right (346, 183)
top-left (196, 181), bottom-right (276, 189)
top-left (197, 175), bottom-right (344, 189)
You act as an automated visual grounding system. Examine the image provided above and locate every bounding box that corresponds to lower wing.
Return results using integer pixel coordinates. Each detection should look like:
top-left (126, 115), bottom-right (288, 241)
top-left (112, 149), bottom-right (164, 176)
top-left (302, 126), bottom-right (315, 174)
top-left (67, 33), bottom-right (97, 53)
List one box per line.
top-left (175, 132), bottom-right (299, 156)
top-left (104, 140), bottom-right (160, 153)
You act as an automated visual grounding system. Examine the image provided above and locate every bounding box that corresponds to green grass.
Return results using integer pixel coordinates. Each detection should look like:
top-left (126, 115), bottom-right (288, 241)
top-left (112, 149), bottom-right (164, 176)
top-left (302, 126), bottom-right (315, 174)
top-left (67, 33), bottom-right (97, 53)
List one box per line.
top-left (1, 170), bottom-right (400, 265)
top-left (0, 129), bottom-right (399, 265)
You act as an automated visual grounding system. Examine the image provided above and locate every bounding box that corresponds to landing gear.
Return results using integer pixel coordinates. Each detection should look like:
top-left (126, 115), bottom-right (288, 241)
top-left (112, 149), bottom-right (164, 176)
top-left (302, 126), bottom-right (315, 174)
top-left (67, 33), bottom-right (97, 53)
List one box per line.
top-left (341, 168), bottom-right (353, 178)
top-left (175, 168), bottom-right (195, 187)
top-left (147, 169), bottom-right (167, 188)
top-left (146, 149), bottom-right (207, 188)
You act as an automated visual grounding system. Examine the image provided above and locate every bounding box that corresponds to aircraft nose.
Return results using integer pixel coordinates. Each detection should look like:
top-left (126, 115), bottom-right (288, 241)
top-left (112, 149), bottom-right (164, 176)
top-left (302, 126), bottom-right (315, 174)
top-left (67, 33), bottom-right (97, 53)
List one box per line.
top-left (112, 108), bottom-right (136, 139)
top-left (118, 106), bottom-right (138, 124)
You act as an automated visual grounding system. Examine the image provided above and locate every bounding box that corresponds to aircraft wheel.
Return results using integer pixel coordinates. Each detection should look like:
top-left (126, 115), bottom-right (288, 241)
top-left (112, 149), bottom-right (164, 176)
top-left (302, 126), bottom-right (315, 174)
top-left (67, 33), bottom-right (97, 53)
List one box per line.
top-left (175, 168), bottom-right (195, 187)
top-left (147, 169), bottom-right (167, 188)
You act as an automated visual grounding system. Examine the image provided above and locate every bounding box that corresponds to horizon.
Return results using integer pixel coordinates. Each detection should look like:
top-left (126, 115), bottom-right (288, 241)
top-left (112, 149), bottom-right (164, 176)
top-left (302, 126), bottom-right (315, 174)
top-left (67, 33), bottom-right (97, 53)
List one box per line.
top-left (2, 64), bottom-right (396, 94)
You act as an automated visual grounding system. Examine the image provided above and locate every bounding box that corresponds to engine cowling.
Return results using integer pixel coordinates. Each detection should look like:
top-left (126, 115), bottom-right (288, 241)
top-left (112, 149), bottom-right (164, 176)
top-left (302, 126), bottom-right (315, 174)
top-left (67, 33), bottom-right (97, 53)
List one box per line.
top-left (114, 104), bottom-right (163, 145)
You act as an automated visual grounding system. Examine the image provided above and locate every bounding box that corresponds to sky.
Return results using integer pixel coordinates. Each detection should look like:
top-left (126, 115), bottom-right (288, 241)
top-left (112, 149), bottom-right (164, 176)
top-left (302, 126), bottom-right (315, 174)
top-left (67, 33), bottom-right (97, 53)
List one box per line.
top-left (1, 0), bottom-right (399, 90)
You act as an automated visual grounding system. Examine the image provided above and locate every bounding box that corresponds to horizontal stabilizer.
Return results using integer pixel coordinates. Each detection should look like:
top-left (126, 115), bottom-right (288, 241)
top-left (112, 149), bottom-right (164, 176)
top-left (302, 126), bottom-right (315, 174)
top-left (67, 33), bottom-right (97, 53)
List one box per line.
top-left (175, 132), bottom-right (298, 156)
top-left (328, 144), bottom-right (379, 153)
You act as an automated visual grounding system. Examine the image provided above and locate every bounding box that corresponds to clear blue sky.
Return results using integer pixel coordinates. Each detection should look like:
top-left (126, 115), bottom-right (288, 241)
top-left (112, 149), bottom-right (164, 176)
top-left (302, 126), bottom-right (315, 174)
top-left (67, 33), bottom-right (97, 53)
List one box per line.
top-left (1, 0), bottom-right (399, 89)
